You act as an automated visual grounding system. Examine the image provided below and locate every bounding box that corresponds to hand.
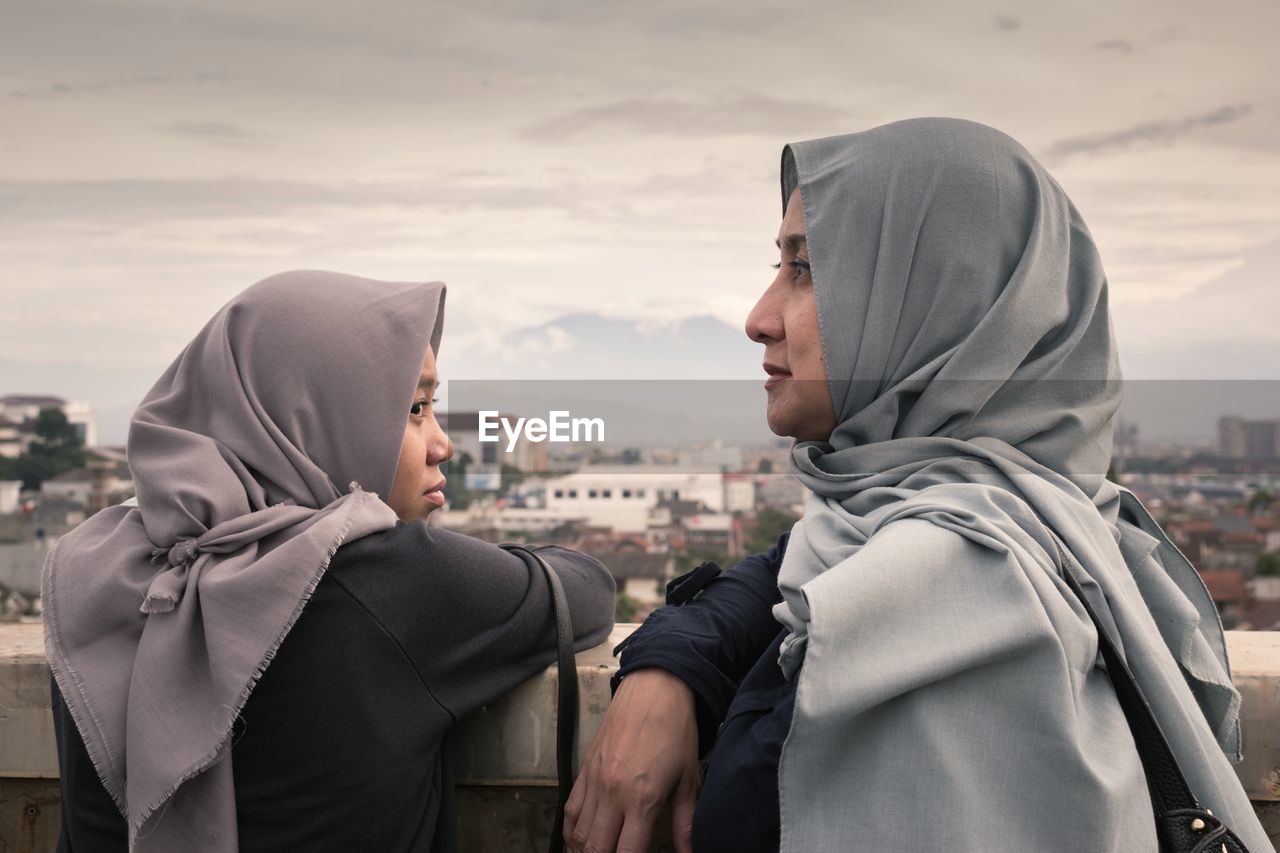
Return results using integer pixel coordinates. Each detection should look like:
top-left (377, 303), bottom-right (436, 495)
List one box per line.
top-left (564, 667), bottom-right (700, 853)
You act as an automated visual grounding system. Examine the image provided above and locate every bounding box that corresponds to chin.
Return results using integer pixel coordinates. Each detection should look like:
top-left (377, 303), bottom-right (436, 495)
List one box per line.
top-left (765, 400), bottom-right (807, 440)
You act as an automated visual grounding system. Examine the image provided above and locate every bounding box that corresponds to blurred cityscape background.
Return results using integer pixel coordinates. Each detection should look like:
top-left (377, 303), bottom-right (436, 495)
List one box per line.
top-left (5, 391), bottom-right (1280, 630)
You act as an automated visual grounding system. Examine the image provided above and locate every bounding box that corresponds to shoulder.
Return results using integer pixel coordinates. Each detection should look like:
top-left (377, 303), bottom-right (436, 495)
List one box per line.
top-left (329, 521), bottom-right (501, 573)
top-left (323, 521), bottom-right (489, 604)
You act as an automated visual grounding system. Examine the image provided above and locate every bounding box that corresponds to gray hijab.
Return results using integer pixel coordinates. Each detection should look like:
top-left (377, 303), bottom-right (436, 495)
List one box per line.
top-left (42, 270), bottom-right (445, 851)
top-left (771, 119), bottom-right (1269, 851)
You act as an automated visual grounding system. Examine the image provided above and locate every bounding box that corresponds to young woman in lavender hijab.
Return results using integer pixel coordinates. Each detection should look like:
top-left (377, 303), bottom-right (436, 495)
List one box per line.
top-left (566, 120), bottom-right (1270, 852)
top-left (42, 270), bottom-right (616, 852)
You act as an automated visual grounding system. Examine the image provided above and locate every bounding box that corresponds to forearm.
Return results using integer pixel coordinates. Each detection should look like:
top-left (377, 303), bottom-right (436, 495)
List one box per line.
top-left (612, 534), bottom-right (789, 754)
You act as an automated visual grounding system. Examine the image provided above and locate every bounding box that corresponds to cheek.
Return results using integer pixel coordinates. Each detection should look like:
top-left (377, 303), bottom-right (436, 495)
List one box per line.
top-left (394, 427), bottom-right (423, 482)
top-left (787, 301), bottom-right (825, 378)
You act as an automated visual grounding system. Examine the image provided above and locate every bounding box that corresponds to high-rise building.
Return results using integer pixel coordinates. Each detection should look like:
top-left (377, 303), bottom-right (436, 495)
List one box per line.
top-left (1219, 416), bottom-right (1279, 462)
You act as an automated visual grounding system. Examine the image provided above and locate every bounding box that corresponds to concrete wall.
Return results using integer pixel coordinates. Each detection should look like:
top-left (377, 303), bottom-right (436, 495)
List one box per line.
top-left (2, 624), bottom-right (1277, 852)
top-left (0, 543), bottom-right (51, 597)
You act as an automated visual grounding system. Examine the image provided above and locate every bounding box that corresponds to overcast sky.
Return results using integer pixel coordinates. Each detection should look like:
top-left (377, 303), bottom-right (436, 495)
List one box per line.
top-left (2, 0), bottom-right (1277, 442)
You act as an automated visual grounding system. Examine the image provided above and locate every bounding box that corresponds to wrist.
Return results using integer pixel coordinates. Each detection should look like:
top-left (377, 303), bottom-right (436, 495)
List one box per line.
top-left (618, 667), bottom-right (696, 706)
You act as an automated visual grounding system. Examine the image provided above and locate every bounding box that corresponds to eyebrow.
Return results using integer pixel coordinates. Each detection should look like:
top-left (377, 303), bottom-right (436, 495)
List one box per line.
top-left (417, 375), bottom-right (438, 391)
top-left (775, 233), bottom-right (807, 253)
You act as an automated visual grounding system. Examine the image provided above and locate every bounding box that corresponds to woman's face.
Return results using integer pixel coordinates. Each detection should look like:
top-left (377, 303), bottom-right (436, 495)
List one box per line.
top-left (387, 345), bottom-right (453, 521)
top-left (745, 187), bottom-right (838, 442)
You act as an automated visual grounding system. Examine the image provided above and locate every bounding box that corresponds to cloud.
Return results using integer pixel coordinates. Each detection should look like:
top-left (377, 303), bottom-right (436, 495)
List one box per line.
top-left (154, 120), bottom-right (269, 148)
top-left (521, 92), bottom-right (851, 142)
top-left (0, 176), bottom-right (604, 225)
top-left (0, 163), bottom-right (763, 228)
top-left (1095, 39), bottom-right (1135, 55)
top-left (9, 71), bottom-right (232, 100)
top-left (1043, 104), bottom-right (1254, 162)
top-left (995, 15), bottom-right (1021, 31)
top-left (1115, 238), bottom-right (1280, 379)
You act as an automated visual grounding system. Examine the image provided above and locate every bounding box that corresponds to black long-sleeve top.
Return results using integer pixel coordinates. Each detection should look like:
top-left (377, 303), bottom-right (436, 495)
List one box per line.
top-left (51, 521), bottom-right (616, 853)
top-left (612, 533), bottom-right (793, 853)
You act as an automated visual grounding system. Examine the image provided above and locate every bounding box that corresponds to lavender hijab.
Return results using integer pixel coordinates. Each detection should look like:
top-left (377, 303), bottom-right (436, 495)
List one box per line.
top-left (771, 120), bottom-right (1269, 850)
top-left (42, 271), bottom-right (445, 851)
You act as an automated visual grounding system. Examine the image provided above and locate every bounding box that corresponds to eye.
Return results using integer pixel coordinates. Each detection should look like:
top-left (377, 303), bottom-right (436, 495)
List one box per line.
top-left (410, 398), bottom-right (435, 417)
top-left (771, 260), bottom-right (811, 282)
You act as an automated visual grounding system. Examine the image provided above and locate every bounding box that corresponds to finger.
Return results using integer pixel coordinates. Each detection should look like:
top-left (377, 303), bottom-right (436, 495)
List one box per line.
top-left (568, 767), bottom-right (602, 852)
top-left (616, 811), bottom-right (656, 853)
top-left (582, 801), bottom-right (625, 853)
top-left (669, 783), bottom-right (697, 853)
top-left (564, 767), bottom-right (590, 844)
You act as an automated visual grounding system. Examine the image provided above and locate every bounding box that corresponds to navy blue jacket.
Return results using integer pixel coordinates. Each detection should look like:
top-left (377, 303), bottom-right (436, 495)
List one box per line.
top-left (613, 533), bottom-right (792, 853)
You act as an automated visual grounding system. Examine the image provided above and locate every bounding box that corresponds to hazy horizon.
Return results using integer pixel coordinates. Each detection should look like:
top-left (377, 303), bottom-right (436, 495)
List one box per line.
top-left (3, 0), bottom-right (1277, 445)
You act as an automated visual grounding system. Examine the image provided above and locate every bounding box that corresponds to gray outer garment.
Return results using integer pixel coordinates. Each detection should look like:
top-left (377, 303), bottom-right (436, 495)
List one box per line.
top-left (771, 119), bottom-right (1270, 851)
top-left (42, 271), bottom-right (445, 852)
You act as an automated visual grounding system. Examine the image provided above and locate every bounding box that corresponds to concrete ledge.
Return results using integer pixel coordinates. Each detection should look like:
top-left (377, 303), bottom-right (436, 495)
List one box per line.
top-left (2, 623), bottom-right (1278, 851)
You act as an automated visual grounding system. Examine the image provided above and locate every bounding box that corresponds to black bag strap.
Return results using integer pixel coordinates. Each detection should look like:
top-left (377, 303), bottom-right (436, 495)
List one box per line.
top-left (501, 544), bottom-right (578, 853)
top-left (1045, 532), bottom-right (1250, 852)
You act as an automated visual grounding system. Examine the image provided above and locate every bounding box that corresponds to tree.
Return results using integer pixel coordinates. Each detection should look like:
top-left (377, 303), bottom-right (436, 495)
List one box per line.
top-left (441, 451), bottom-right (474, 509)
top-left (1257, 552), bottom-right (1280, 578)
top-left (757, 458), bottom-right (774, 474)
top-left (745, 506), bottom-right (800, 555)
top-left (1248, 489), bottom-right (1276, 514)
top-left (7, 407), bottom-right (85, 490)
top-left (499, 462), bottom-right (526, 490)
top-left (615, 591), bottom-right (641, 622)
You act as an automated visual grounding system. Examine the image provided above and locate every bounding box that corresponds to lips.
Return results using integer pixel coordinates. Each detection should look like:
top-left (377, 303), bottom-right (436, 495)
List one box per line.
top-left (763, 362), bottom-right (791, 390)
top-left (423, 479), bottom-right (446, 507)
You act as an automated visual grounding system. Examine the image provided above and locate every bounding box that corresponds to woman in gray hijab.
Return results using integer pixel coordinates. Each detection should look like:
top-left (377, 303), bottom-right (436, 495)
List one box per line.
top-left (43, 270), bottom-right (616, 852)
top-left (566, 119), bottom-right (1269, 852)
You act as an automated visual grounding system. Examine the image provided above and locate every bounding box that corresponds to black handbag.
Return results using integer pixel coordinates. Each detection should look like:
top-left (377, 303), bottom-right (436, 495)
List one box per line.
top-left (1047, 533), bottom-right (1251, 853)
top-left (500, 544), bottom-right (578, 853)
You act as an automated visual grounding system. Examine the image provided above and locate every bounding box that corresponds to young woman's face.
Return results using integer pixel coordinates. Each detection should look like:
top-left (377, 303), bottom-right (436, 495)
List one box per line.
top-left (387, 345), bottom-right (453, 521)
top-left (745, 188), bottom-right (838, 442)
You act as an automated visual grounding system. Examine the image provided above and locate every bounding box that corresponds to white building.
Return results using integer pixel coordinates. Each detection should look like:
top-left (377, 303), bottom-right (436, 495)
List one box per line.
top-left (0, 417), bottom-right (23, 459)
top-left (542, 466), bottom-right (725, 533)
top-left (0, 395), bottom-right (97, 448)
top-left (723, 473), bottom-right (756, 513)
top-left (0, 481), bottom-right (21, 514)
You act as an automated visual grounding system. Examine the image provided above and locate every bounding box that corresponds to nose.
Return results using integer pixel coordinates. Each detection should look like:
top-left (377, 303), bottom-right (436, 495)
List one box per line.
top-left (745, 276), bottom-right (785, 344)
top-left (427, 420), bottom-right (453, 467)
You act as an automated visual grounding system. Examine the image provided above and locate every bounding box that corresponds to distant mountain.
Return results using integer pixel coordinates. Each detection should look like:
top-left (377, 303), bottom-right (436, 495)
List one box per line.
top-left (13, 301), bottom-right (1274, 450)
top-left (2, 313), bottom-right (770, 447)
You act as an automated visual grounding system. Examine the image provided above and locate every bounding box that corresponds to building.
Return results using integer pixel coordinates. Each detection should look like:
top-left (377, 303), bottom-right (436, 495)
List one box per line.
top-left (38, 450), bottom-right (133, 509)
top-left (0, 481), bottom-right (20, 515)
top-left (1219, 416), bottom-right (1280, 463)
top-left (681, 512), bottom-right (740, 555)
top-left (1200, 569), bottom-right (1248, 627)
top-left (723, 473), bottom-right (756, 513)
top-left (0, 417), bottom-right (24, 459)
top-left (1219, 417), bottom-right (1246, 459)
top-left (0, 395), bottom-right (97, 449)
top-left (583, 545), bottom-right (671, 611)
top-left (542, 466), bottom-right (725, 533)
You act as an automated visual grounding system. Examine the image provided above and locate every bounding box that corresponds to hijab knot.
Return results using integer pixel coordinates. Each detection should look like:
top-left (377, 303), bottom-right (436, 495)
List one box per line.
top-left (150, 538), bottom-right (201, 569)
top-left (142, 538), bottom-right (202, 615)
